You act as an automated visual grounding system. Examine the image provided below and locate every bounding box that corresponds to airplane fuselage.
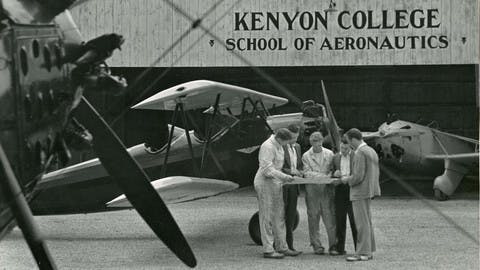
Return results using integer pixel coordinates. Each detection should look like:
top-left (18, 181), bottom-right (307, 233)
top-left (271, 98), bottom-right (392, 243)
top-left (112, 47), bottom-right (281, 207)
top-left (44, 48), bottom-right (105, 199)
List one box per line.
top-left (370, 120), bottom-right (477, 179)
top-left (31, 116), bottom-right (270, 214)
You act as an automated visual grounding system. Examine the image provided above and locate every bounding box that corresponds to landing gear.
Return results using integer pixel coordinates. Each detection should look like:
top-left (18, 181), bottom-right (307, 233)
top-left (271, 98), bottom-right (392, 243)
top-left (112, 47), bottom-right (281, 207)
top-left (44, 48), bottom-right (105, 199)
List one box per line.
top-left (434, 189), bottom-right (449, 201)
top-left (248, 210), bottom-right (300, 245)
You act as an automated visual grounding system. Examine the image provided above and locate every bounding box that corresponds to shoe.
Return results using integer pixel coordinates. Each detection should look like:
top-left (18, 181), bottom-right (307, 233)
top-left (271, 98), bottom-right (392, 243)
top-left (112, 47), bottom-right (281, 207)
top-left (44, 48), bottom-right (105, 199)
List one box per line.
top-left (280, 249), bottom-right (302, 257)
top-left (290, 248), bottom-right (303, 255)
top-left (314, 247), bottom-right (325, 255)
top-left (346, 255), bottom-right (373, 261)
top-left (346, 255), bottom-right (361, 261)
top-left (360, 255), bottom-right (373, 261)
top-left (329, 249), bottom-right (340, 256)
top-left (263, 252), bottom-right (285, 259)
top-left (337, 250), bottom-right (347, 255)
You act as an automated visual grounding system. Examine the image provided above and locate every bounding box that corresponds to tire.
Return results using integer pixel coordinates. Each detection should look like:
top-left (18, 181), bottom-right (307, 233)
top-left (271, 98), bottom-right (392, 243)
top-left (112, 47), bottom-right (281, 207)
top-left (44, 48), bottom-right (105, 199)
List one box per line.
top-left (434, 189), bottom-right (449, 201)
top-left (248, 210), bottom-right (300, 246)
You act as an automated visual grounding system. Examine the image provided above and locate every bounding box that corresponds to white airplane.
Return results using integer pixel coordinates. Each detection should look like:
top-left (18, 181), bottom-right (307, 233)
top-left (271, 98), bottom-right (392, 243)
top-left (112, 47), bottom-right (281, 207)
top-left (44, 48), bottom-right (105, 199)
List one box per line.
top-left (34, 80), bottom-right (290, 213)
top-left (320, 87), bottom-right (479, 201)
top-left (363, 120), bottom-right (479, 200)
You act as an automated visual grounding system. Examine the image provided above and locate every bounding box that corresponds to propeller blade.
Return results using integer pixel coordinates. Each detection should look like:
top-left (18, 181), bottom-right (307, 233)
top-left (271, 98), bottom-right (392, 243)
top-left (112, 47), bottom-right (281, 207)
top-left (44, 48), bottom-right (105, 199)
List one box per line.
top-left (320, 80), bottom-right (342, 152)
top-left (72, 97), bottom-right (196, 268)
top-left (0, 143), bottom-right (57, 270)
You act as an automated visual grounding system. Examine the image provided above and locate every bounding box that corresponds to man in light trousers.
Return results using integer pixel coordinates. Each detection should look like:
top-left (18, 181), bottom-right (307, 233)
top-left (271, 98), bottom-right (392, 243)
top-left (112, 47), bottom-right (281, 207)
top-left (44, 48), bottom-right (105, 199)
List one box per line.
top-left (302, 131), bottom-right (338, 255)
top-left (254, 128), bottom-right (300, 259)
top-left (335, 128), bottom-right (381, 262)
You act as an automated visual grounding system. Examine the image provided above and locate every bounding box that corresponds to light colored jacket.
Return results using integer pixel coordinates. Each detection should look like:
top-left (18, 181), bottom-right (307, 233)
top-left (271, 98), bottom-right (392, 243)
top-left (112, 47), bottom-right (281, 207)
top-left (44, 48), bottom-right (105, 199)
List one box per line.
top-left (254, 135), bottom-right (291, 186)
top-left (344, 142), bottom-right (381, 201)
top-left (302, 147), bottom-right (334, 180)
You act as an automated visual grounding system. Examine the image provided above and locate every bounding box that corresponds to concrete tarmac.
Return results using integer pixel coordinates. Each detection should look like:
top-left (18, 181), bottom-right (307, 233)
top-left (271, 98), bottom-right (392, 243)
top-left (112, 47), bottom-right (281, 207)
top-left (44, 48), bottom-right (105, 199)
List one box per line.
top-left (0, 187), bottom-right (478, 270)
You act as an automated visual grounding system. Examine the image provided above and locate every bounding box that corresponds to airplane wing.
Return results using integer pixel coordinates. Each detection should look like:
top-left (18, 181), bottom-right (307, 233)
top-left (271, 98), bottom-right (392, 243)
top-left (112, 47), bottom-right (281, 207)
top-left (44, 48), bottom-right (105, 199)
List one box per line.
top-left (236, 146), bottom-right (260, 154)
top-left (425, 153), bottom-right (479, 163)
top-left (362, 129), bottom-right (425, 140)
top-left (106, 176), bottom-right (239, 207)
top-left (131, 80), bottom-right (289, 115)
top-left (432, 129), bottom-right (480, 145)
top-left (362, 131), bottom-right (381, 140)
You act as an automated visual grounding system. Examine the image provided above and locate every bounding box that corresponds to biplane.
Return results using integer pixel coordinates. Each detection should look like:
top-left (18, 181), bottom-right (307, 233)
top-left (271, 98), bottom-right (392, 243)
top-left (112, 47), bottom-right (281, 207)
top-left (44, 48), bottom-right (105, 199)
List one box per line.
top-left (32, 80), bottom-right (328, 246)
top-left (34, 80), bottom-right (292, 212)
top-left (33, 82), bottom-right (325, 202)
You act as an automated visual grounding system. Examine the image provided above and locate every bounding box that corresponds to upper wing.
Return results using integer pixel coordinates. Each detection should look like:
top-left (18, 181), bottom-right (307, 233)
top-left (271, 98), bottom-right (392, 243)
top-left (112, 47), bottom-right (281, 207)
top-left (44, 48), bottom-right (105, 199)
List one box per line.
top-left (131, 80), bottom-right (289, 115)
top-left (362, 131), bottom-right (381, 140)
top-left (106, 176), bottom-right (239, 207)
top-left (425, 152), bottom-right (479, 164)
top-left (362, 130), bottom-right (425, 140)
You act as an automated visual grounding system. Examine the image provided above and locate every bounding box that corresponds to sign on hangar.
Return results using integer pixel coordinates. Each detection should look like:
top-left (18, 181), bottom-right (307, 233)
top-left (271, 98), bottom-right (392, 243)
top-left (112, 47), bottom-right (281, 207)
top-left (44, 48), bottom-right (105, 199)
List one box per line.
top-left (71, 0), bottom-right (479, 67)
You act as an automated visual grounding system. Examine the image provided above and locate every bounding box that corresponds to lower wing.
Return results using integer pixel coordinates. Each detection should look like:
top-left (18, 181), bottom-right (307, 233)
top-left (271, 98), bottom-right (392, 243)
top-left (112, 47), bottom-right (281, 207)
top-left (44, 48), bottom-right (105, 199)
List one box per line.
top-left (425, 152), bottom-right (479, 164)
top-left (107, 176), bottom-right (239, 208)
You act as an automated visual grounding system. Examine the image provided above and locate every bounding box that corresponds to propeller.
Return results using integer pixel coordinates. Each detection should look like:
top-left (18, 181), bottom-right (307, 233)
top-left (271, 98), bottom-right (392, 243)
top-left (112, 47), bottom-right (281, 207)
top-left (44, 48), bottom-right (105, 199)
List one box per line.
top-left (320, 80), bottom-right (342, 152)
top-left (72, 97), bottom-right (196, 268)
top-left (0, 143), bottom-right (57, 270)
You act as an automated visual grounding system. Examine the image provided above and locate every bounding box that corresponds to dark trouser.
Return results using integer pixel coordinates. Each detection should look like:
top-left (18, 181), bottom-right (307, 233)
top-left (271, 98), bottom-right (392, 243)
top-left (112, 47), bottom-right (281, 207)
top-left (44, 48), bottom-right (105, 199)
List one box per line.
top-left (334, 184), bottom-right (357, 253)
top-left (283, 184), bottom-right (299, 250)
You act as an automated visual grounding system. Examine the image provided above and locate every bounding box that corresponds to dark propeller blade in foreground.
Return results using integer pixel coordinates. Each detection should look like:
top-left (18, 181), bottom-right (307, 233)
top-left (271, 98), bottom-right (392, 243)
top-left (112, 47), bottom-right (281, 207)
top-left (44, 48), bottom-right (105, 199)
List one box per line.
top-left (321, 80), bottom-right (342, 152)
top-left (0, 144), bottom-right (57, 270)
top-left (73, 97), bottom-right (196, 268)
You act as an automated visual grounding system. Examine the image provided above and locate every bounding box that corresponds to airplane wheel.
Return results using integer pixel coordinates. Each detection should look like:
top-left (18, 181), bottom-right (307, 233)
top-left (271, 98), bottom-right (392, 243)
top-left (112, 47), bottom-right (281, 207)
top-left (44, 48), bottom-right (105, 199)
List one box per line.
top-left (248, 210), bottom-right (300, 245)
top-left (434, 189), bottom-right (449, 201)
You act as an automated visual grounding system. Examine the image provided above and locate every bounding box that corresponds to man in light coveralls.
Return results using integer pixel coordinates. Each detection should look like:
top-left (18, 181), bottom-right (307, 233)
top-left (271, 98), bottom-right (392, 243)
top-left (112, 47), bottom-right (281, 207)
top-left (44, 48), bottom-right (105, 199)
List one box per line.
top-left (254, 128), bottom-right (300, 259)
top-left (302, 131), bottom-right (338, 255)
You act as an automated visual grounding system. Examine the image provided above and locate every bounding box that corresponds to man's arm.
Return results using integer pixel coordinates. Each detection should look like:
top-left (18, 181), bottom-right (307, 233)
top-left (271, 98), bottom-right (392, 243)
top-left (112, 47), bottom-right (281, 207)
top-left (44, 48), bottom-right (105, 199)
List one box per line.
top-left (343, 151), bottom-right (366, 186)
top-left (258, 144), bottom-right (292, 183)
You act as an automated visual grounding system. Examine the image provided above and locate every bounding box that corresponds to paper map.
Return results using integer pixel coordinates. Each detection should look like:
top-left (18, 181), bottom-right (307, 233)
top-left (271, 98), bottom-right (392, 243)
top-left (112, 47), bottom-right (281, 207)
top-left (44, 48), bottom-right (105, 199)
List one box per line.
top-left (284, 176), bottom-right (337, 185)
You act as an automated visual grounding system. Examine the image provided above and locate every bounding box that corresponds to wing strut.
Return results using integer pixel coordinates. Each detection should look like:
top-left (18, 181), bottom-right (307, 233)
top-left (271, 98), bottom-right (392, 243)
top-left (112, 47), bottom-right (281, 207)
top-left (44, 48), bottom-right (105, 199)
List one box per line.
top-left (179, 103), bottom-right (200, 176)
top-left (0, 144), bottom-right (56, 270)
top-left (161, 102), bottom-right (199, 177)
top-left (240, 97), bottom-right (273, 133)
top-left (200, 94), bottom-right (221, 173)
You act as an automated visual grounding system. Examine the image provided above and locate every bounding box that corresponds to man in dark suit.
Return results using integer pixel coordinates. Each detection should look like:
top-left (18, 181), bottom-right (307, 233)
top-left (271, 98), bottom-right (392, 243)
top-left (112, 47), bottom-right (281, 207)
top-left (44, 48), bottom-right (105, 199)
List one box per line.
top-left (281, 124), bottom-right (303, 252)
top-left (332, 139), bottom-right (357, 255)
top-left (334, 128), bottom-right (381, 262)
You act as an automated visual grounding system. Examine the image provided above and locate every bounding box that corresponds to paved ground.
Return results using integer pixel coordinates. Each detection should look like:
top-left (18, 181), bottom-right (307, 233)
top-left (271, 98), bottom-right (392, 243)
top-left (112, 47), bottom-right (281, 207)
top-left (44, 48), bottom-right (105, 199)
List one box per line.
top-left (0, 187), bottom-right (478, 270)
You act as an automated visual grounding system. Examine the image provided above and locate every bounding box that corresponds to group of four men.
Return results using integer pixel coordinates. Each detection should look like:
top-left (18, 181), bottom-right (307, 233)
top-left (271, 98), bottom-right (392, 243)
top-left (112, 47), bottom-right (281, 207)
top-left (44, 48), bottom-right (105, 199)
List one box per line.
top-left (254, 125), bottom-right (381, 262)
